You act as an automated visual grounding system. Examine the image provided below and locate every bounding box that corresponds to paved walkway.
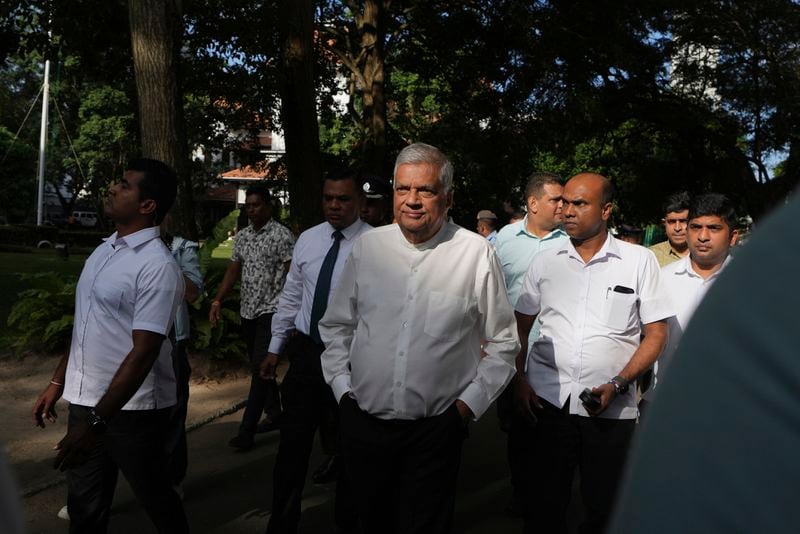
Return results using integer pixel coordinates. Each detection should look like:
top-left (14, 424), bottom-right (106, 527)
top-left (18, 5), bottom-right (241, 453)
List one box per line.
top-left (3, 354), bottom-right (526, 533)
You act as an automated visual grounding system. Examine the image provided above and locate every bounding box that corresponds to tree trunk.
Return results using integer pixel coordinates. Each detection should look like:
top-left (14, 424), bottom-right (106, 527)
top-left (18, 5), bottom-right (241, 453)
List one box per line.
top-left (279, 0), bottom-right (322, 229)
top-left (360, 0), bottom-right (388, 174)
top-left (128, 0), bottom-right (197, 240)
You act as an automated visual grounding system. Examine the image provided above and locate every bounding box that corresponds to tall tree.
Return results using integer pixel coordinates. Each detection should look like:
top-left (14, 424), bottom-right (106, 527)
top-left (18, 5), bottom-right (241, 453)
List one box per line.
top-left (280, 0), bottom-right (322, 228)
top-left (129, 0), bottom-right (197, 239)
top-left (321, 0), bottom-right (390, 173)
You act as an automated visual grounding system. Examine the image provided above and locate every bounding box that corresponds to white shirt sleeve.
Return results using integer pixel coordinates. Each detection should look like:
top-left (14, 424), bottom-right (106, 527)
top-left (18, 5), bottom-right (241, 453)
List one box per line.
top-left (132, 260), bottom-right (184, 335)
top-left (457, 250), bottom-right (519, 419)
top-left (268, 242), bottom-right (305, 354)
top-left (319, 245), bottom-right (361, 402)
top-left (637, 250), bottom-right (674, 325)
top-left (515, 255), bottom-right (542, 316)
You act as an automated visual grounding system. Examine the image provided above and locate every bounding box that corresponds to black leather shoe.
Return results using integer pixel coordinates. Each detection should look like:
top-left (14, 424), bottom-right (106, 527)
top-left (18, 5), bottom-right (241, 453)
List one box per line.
top-left (311, 455), bottom-right (340, 484)
top-left (228, 433), bottom-right (254, 451)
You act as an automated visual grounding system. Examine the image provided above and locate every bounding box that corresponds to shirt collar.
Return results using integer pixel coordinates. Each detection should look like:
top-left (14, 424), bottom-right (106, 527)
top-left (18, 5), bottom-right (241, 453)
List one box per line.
top-left (559, 232), bottom-right (621, 265)
top-left (517, 216), bottom-right (567, 241)
top-left (326, 218), bottom-right (367, 241)
top-left (104, 226), bottom-right (161, 250)
top-left (396, 219), bottom-right (453, 251)
top-left (674, 254), bottom-right (732, 280)
top-left (250, 219), bottom-right (275, 234)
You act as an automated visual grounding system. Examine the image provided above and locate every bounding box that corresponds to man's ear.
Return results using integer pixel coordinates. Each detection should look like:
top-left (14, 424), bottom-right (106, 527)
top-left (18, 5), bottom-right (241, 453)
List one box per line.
top-left (139, 198), bottom-right (157, 218)
top-left (528, 196), bottom-right (538, 214)
top-left (601, 202), bottom-right (613, 221)
top-left (729, 228), bottom-right (740, 247)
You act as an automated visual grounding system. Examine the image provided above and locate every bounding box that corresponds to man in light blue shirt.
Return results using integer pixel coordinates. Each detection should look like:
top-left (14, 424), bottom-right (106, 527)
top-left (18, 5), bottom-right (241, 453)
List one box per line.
top-left (494, 171), bottom-right (567, 516)
top-left (495, 172), bottom-right (567, 307)
top-left (163, 226), bottom-right (204, 489)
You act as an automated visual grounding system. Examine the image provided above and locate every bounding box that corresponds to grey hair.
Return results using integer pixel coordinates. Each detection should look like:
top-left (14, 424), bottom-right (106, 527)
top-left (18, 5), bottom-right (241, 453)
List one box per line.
top-left (393, 142), bottom-right (454, 193)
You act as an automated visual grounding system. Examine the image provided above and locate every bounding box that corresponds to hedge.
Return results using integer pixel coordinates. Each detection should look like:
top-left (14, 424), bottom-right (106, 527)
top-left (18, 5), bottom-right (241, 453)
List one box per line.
top-left (0, 225), bottom-right (108, 249)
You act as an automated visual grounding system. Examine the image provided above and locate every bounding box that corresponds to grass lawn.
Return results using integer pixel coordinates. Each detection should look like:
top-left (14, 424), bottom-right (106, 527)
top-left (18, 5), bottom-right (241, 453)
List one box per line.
top-left (211, 237), bottom-right (234, 259)
top-left (0, 250), bottom-right (90, 327)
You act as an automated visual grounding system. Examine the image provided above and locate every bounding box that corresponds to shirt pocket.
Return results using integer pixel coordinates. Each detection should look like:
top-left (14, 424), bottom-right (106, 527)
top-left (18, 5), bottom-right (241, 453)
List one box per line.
top-left (602, 290), bottom-right (637, 331)
top-left (424, 291), bottom-right (468, 341)
top-left (91, 281), bottom-right (126, 321)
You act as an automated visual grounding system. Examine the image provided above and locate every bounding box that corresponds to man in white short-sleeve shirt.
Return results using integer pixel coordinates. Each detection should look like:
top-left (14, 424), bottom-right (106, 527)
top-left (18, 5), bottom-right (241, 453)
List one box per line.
top-left (320, 143), bottom-right (519, 534)
top-left (643, 193), bottom-right (738, 404)
top-left (32, 159), bottom-right (187, 533)
top-left (514, 172), bottom-right (672, 534)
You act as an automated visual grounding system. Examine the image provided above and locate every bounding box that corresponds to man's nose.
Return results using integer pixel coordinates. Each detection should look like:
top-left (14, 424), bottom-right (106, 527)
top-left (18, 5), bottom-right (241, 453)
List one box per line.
top-left (406, 189), bottom-right (421, 205)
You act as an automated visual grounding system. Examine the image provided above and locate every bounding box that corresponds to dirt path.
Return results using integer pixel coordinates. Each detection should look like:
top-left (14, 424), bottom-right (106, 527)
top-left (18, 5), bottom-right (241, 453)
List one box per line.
top-left (0, 353), bottom-right (252, 496)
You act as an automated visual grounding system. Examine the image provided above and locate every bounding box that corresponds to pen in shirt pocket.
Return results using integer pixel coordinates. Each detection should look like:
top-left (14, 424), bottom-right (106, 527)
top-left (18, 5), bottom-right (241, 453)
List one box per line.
top-left (607, 285), bottom-right (635, 298)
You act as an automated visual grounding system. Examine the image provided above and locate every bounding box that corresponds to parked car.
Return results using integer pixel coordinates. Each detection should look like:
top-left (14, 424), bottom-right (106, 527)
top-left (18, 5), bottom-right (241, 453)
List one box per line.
top-left (71, 211), bottom-right (98, 228)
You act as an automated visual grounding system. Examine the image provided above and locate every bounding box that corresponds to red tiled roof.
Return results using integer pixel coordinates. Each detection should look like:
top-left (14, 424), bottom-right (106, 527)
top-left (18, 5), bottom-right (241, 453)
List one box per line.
top-left (205, 183), bottom-right (237, 202)
top-left (219, 160), bottom-right (287, 182)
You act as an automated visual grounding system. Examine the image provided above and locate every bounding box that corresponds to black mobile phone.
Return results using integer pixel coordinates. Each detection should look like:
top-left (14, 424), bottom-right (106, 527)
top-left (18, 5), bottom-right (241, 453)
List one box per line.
top-left (579, 388), bottom-right (601, 408)
top-left (613, 285), bottom-right (635, 294)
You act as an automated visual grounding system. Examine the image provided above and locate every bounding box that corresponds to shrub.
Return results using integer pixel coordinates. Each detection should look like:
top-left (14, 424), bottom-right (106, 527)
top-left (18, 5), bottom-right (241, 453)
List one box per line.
top-left (189, 208), bottom-right (247, 360)
top-left (6, 272), bottom-right (77, 354)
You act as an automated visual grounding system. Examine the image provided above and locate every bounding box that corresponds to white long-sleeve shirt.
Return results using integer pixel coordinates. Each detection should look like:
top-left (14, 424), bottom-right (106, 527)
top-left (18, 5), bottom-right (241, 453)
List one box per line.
top-left (268, 219), bottom-right (370, 354)
top-left (320, 222), bottom-right (519, 421)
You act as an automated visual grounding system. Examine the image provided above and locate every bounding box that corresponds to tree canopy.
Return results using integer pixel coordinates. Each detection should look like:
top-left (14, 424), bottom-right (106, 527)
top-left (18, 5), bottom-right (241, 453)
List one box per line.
top-left (1, 0), bottom-right (797, 228)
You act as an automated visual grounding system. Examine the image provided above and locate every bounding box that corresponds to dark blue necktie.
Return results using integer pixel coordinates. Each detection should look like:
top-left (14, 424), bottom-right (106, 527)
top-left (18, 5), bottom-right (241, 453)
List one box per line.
top-left (309, 230), bottom-right (344, 344)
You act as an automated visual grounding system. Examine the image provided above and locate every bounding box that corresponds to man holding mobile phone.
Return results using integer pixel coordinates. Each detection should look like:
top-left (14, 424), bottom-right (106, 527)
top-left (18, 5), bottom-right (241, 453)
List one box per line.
top-left (513, 172), bottom-right (673, 533)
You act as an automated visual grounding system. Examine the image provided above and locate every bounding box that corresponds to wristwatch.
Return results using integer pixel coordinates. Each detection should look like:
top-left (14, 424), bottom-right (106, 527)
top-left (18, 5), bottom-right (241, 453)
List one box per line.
top-left (607, 375), bottom-right (630, 396)
top-left (86, 408), bottom-right (108, 433)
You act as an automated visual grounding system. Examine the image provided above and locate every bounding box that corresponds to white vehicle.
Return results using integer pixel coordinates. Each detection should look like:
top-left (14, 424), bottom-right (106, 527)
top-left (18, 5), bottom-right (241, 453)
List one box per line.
top-left (71, 211), bottom-right (98, 228)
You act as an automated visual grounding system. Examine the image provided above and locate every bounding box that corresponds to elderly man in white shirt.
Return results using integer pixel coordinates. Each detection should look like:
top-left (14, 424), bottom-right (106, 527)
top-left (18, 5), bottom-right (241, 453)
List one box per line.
top-left (320, 142), bottom-right (520, 534)
top-left (31, 159), bottom-right (187, 533)
top-left (642, 193), bottom-right (738, 406)
top-left (514, 172), bottom-right (672, 534)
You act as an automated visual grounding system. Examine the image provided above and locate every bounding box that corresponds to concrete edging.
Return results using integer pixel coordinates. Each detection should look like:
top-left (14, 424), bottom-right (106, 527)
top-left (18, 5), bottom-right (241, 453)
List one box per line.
top-left (20, 399), bottom-right (247, 498)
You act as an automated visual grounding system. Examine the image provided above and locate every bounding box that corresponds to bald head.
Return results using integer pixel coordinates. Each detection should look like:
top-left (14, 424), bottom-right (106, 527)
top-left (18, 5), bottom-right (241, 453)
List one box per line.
top-left (562, 172), bottom-right (614, 242)
top-left (568, 173), bottom-right (614, 205)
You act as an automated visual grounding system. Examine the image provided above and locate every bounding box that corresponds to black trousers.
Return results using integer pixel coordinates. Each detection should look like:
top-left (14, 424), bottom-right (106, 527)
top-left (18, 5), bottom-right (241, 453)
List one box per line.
top-left (339, 396), bottom-right (467, 534)
top-left (66, 404), bottom-right (189, 534)
top-left (266, 334), bottom-right (352, 534)
top-left (520, 399), bottom-right (635, 534)
top-left (166, 340), bottom-right (191, 485)
top-left (239, 313), bottom-right (281, 436)
top-left (497, 385), bottom-right (528, 508)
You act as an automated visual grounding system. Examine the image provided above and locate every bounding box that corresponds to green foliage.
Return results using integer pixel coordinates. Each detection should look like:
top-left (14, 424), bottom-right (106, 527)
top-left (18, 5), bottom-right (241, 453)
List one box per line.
top-left (189, 266), bottom-right (246, 360)
top-left (0, 125), bottom-right (37, 222)
top-left (189, 208), bottom-right (246, 360)
top-left (6, 272), bottom-right (77, 354)
top-left (197, 208), bottom-right (239, 275)
top-left (68, 85), bottom-right (136, 198)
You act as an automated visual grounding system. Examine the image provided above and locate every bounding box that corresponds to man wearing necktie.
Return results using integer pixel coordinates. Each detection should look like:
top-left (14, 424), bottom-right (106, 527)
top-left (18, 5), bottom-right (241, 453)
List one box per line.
top-left (261, 168), bottom-right (370, 534)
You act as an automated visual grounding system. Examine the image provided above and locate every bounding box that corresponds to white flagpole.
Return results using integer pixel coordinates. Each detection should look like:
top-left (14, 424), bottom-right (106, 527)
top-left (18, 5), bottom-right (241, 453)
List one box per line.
top-left (36, 59), bottom-right (50, 226)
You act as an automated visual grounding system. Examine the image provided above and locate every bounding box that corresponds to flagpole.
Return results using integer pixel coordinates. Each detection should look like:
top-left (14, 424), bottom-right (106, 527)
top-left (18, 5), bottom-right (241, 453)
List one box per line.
top-left (36, 59), bottom-right (50, 226)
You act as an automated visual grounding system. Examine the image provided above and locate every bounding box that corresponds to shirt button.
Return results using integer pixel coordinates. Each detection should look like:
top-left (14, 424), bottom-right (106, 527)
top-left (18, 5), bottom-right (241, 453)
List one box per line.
top-left (399, 351), bottom-right (405, 356)
top-left (395, 381), bottom-right (402, 387)
top-left (402, 322), bottom-right (407, 328)
top-left (408, 295), bottom-right (413, 301)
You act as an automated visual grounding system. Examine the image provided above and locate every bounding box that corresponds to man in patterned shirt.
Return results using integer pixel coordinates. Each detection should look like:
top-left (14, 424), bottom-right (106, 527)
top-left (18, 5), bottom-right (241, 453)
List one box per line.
top-left (210, 185), bottom-right (295, 451)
